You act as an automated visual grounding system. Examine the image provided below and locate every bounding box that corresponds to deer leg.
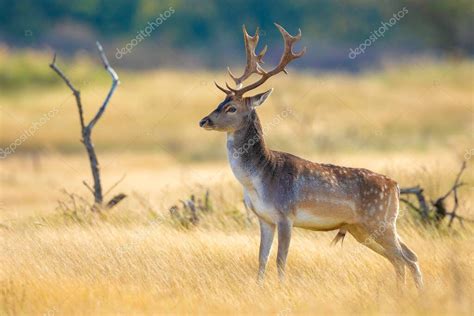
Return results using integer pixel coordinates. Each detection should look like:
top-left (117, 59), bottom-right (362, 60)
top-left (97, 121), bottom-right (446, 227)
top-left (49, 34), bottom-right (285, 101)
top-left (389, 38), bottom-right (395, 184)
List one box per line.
top-left (348, 225), bottom-right (387, 257)
top-left (398, 239), bottom-right (423, 289)
top-left (276, 219), bottom-right (292, 282)
top-left (258, 219), bottom-right (275, 282)
top-left (372, 229), bottom-right (410, 287)
top-left (348, 225), bottom-right (406, 286)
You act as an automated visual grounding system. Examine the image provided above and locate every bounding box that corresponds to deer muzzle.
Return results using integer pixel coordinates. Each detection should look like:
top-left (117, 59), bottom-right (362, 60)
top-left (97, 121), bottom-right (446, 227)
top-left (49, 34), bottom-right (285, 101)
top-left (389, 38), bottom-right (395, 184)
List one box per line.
top-left (199, 117), bottom-right (214, 130)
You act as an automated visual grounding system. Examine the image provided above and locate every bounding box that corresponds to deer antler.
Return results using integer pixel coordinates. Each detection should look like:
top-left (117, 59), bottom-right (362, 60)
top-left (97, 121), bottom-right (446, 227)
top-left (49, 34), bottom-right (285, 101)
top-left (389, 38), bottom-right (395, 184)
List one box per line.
top-left (227, 25), bottom-right (267, 88)
top-left (214, 81), bottom-right (232, 95)
top-left (218, 23), bottom-right (306, 97)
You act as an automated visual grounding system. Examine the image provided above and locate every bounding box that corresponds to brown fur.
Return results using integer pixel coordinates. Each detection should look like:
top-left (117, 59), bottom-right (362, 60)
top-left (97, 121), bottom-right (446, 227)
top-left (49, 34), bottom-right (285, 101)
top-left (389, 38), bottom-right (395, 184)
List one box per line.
top-left (200, 95), bottom-right (423, 288)
top-left (199, 23), bottom-right (422, 288)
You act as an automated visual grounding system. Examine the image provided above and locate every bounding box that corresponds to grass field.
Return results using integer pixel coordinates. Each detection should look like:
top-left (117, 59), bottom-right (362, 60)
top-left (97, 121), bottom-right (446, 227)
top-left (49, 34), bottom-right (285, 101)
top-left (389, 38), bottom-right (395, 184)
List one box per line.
top-left (0, 55), bottom-right (473, 314)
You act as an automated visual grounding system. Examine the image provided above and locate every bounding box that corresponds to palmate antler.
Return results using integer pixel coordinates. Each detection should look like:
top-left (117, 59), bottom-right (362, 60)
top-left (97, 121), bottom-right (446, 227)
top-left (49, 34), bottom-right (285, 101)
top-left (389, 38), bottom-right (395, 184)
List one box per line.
top-left (227, 25), bottom-right (267, 88)
top-left (215, 23), bottom-right (306, 97)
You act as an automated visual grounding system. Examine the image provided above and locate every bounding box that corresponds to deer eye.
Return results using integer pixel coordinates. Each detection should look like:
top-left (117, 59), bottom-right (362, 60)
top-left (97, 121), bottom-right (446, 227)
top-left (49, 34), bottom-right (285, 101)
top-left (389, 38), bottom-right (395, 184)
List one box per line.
top-left (225, 106), bottom-right (237, 113)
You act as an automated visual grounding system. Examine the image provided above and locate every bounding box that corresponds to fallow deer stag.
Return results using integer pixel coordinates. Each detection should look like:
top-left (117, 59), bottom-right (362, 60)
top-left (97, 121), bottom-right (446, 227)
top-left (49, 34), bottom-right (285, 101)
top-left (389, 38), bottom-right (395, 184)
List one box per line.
top-left (199, 23), bottom-right (423, 288)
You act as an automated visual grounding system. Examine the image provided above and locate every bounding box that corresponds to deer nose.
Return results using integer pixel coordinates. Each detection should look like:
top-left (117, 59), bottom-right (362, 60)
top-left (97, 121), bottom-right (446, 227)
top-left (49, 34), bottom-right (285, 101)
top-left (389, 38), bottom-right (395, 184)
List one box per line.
top-left (199, 117), bottom-right (210, 128)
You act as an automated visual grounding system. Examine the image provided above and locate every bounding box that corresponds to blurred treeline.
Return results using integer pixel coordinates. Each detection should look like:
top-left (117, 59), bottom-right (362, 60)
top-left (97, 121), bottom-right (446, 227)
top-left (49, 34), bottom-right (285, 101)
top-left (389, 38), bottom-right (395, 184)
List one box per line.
top-left (0, 0), bottom-right (472, 70)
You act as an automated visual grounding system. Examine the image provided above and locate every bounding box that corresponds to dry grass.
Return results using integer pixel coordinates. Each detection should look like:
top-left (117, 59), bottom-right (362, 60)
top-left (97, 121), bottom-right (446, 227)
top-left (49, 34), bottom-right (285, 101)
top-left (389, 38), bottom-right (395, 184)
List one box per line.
top-left (0, 58), bottom-right (473, 314)
top-left (1, 223), bottom-right (473, 315)
top-left (1, 152), bottom-right (473, 315)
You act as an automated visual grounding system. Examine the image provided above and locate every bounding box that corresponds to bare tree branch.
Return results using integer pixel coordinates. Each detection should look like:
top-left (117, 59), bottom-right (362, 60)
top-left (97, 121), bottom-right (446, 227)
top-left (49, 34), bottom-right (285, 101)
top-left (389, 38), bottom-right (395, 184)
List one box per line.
top-left (50, 41), bottom-right (121, 207)
top-left (400, 186), bottom-right (430, 219)
top-left (104, 173), bottom-right (127, 197)
top-left (399, 197), bottom-right (423, 215)
top-left (439, 161), bottom-right (467, 201)
top-left (82, 180), bottom-right (95, 195)
top-left (87, 42), bottom-right (120, 130)
top-left (106, 193), bottom-right (127, 209)
top-left (49, 54), bottom-right (86, 130)
top-left (447, 186), bottom-right (459, 227)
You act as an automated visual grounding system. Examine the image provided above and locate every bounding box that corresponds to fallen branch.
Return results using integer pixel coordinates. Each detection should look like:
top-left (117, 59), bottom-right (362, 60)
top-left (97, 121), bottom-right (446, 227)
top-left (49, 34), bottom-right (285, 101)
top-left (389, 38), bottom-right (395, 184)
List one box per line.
top-left (400, 161), bottom-right (472, 227)
top-left (400, 186), bottom-right (430, 219)
top-left (106, 193), bottom-right (127, 209)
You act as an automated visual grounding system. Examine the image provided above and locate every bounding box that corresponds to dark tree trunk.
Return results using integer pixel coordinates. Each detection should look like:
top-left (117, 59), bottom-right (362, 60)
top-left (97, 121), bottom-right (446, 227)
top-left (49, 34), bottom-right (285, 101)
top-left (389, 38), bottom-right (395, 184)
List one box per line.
top-left (82, 130), bottom-right (102, 204)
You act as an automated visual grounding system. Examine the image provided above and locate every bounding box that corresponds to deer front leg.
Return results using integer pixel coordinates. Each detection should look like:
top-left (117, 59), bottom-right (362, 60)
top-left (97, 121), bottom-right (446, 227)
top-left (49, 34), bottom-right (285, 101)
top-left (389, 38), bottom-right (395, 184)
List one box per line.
top-left (258, 219), bottom-right (275, 282)
top-left (277, 219), bottom-right (292, 282)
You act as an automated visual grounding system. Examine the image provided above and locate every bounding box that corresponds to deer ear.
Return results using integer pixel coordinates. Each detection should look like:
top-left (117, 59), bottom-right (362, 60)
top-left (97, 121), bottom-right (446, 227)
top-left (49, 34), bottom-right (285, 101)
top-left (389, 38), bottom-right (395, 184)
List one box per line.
top-left (247, 89), bottom-right (273, 107)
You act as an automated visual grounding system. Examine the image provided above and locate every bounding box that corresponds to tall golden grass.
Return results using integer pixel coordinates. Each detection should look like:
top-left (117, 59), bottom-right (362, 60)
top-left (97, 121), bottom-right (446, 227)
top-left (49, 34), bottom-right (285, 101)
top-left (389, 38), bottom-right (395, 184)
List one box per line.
top-left (0, 57), bottom-right (473, 314)
top-left (2, 222), bottom-right (473, 315)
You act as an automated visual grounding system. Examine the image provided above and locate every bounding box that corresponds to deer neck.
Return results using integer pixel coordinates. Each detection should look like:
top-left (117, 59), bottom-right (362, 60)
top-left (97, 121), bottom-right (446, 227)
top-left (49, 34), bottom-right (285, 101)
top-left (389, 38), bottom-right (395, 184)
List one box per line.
top-left (226, 110), bottom-right (272, 187)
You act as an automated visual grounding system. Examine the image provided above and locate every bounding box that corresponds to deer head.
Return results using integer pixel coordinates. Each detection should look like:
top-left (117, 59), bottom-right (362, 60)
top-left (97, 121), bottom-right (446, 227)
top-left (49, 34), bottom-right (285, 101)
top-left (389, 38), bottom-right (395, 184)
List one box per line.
top-left (199, 23), bottom-right (306, 132)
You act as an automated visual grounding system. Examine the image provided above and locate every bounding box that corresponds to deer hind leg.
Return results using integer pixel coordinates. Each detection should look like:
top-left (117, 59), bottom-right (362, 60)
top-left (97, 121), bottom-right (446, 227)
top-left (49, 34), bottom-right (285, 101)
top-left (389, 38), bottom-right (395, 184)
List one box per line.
top-left (370, 223), bottom-right (423, 289)
top-left (347, 225), bottom-right (386, 255)
top-left (348, 224), bottom-right (406, 286)
top-left (372, 229), bottom-right (408, 286)
top-left (398, 239), bottom-right (423, 289)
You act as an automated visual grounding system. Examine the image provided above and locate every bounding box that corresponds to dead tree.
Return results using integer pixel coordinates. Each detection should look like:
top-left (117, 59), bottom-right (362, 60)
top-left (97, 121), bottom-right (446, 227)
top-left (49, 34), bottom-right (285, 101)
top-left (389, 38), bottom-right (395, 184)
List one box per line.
top-left (50, 42), bottom-right (125, 209)
top-left (400, 161), bottom-right (473, 227)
